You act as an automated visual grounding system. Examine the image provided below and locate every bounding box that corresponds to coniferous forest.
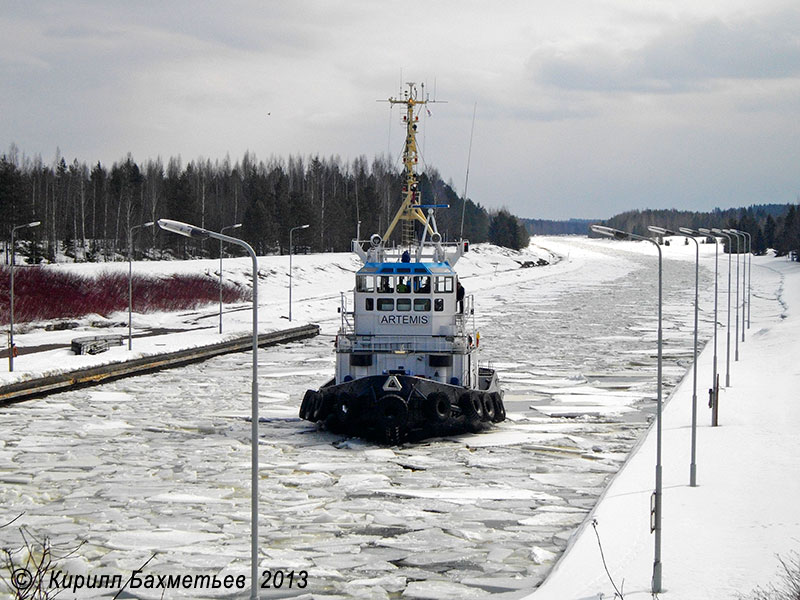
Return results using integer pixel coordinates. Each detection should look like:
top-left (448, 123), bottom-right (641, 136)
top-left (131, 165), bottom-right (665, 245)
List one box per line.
top-left (1, 147), bottom-right (525, 264)
top-left (2, 146), bottom-right (796, 262)
top-left (599, 205), bottom-right (800, 258)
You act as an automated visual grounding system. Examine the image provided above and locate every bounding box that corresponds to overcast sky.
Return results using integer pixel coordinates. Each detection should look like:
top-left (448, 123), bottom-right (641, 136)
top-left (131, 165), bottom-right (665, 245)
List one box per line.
top-left (2, 1), bottom-right (799, 219)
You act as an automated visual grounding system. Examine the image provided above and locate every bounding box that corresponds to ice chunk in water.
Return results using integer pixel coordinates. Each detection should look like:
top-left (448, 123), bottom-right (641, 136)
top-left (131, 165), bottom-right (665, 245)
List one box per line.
top-left (402, 579), bottom-right (487, 599)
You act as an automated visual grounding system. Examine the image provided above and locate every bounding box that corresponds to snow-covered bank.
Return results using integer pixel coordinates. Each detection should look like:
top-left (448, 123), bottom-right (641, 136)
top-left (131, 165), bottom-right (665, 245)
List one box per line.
top-left (526, 249), bottom-right (800, 600)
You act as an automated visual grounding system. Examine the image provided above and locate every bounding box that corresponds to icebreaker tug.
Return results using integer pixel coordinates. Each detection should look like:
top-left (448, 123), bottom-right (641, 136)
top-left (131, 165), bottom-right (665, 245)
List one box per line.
top-left (299, 83), bottom-right (505, 444)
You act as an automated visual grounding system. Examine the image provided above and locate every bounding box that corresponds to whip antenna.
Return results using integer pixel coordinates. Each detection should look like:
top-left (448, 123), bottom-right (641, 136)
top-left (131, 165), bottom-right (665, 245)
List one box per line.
top-left (460, 101), bottom-right (477, 239)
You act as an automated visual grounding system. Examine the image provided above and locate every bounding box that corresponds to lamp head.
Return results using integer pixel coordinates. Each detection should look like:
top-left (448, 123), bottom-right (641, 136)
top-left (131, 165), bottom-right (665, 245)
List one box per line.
top-left (28, 221), bottom-right (41, 228)
top-left (679, 227), bottom-right (697, 235)
top-left (590, 224), bottom-right (615, 237)
top-left (158, 219), bottom-right (210, 240)
top-left (698, 228), bottom-right (712, 235)
top-left (647, 226), bottom-right (673, 236)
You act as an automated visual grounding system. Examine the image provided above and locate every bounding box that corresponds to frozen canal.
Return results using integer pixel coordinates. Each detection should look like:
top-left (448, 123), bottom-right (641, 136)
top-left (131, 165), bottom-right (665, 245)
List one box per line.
top-left (0, 238), bottom-right (718, 599)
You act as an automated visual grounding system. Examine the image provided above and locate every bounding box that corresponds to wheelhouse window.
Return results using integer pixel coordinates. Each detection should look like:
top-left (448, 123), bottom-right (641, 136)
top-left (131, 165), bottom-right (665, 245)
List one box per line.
top-left (434, 276), bottom-right (454, 293)
top-left (396, 276), bottom-right (411, 293)
top-left (414, 298), bottom-right (431, 311)
top-left (396, 298), bottom-right (412, 311)
top-left (377, 298), bottom-right (394, 311)
top-left (413, 276), bottom-right (431, 294)
top-left (365, 298), bottom-right (374, 311)
top-left (377, 276), bottom-right (394, 293)
top-left (356, 275), bottom-right (374, 293)
top-left (434, 298), bottom-right (444, 311)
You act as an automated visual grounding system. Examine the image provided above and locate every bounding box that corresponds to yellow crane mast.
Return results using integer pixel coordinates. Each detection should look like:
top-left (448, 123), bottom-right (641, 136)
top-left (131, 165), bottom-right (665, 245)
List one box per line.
top-left (382, 82), bottom-right (440, 245)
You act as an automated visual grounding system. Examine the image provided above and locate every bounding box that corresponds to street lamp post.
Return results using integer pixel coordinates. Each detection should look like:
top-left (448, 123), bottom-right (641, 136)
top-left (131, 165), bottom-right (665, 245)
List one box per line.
top-left (744, 231), bottom-right (751, 329)
top-left (699, 228), bottom-right (721, 426)
top-left (219, 223), bottom-right (243, 334)
top-left (591, 224), bottom-right (664, 593)
top-left (157, 219), bottom-right (260, 600)
top-left (128, 221), bottom-right (155, 351)
top-left (736, 230), bottom-right (751, 336)
top-left (8, 221), bottom-right (41, 372)
top-left (724, 230), bottom-right (742, 361)
top-left (649, 226), bottom-right (700, 487)
top-left (288, 224), bottom-right (309, 322)
top-left (712, 229), bottom-right (733, 387)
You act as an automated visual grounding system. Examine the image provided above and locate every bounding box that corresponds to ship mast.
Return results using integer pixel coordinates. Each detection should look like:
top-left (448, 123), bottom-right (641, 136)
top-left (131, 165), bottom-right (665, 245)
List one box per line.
top-left (382, 82), bottom-right (440, 245)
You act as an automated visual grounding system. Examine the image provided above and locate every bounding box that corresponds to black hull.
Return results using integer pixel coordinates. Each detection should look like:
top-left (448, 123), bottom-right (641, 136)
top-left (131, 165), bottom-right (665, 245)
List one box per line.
top-left (299, 372), bottom-right (505, 444)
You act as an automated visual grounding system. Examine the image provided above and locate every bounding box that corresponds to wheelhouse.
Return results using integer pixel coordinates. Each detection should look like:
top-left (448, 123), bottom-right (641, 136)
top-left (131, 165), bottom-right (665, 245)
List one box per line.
top-left (336, 259), bottom-right (476, 389)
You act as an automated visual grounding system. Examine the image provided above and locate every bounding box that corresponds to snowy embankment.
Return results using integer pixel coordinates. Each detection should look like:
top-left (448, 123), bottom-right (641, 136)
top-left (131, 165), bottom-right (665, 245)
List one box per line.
top-left (525, 240), bottom-right (800, 600)
top-left (1, 242), bottom-right (554, 388)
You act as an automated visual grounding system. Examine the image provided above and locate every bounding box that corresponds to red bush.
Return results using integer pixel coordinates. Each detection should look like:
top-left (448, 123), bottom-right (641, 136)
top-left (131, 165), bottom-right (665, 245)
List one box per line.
top-left (0, 265), bottom-right (251, 325)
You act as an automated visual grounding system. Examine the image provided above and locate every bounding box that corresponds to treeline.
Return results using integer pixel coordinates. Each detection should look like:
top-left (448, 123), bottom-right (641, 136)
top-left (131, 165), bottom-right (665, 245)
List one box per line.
top-left (0, 147), bottom-right (499, 263)
top-left (488, 209), bottom-right (531, 250)
top-left (522, 218), bottom-right (594, 236)
top-left (599, 204), bottom-right (800, 257)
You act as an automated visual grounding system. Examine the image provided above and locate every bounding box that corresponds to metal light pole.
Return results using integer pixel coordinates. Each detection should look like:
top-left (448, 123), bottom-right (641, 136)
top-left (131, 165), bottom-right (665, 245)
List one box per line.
top-left (591, 224), bottom-right (664, 593)
top-left (745, 231), bottom-right (751, 329)
top-left (219, 223), bottom-right (243, 334)
top-left (725, 230), bottom-right (741, 361)
top-left (699, 228), bottom-right (721, 426)
top-left (712, 229), bottom-right (733, 387)
top-left (649, 226), bottom-right (700, 487)
top-left (128, 221), bottom-right (155, 351)
top-left (158, 219), bottom-right (260, 600)
top-left (737, 230), bottom-right (751, 335)
top-left (288, 224), bottom-right (309, 322)
top-left (8, 221), bottom-right (41, 372)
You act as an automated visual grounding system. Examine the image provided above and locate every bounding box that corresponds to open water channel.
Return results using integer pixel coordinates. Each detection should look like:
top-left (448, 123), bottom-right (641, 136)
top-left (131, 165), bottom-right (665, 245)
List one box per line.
top-left (0, 238), bottom-right (718, 599)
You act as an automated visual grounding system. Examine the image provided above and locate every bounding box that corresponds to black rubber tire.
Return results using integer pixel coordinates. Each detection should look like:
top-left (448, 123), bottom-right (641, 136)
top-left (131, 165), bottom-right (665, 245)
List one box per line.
top-left (482, 394), bottom-right (496, 421)
top-left (459, 392), bottom-right (481, 427)
top-left (471, 391), bottom-right (486, 421)
top-left (426, 392), bottom-right (451, 423)
top-left (491, 392), bottom-right (506, 422)
top-left (379, 394), bottom-right (409, 429)
top-left (311, 392), bottom-right (325, 421)
top-left (299, 390), bottom-right (315, 420)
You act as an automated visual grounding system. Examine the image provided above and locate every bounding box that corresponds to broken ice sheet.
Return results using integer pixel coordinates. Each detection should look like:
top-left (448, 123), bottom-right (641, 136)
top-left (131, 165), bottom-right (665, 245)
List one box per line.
top-left (402, 579), bottom-right (488, 599)
top-left (0, 242), bottom-right (714, 597)
top-left (98, 529), bottom-right (222, 551)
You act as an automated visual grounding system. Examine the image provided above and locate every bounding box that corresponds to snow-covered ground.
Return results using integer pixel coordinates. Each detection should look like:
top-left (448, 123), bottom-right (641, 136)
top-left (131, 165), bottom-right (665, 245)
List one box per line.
top-left (0, 236), bottom-right (796, 599)
top-left (526, 239), bottom-right (800, 600)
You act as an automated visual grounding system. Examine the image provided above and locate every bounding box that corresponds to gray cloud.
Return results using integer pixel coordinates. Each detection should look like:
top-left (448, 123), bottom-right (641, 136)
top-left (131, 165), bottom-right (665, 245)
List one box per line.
top-left (2, 1), bottom-right (799, 220)
top-left (533, 8), bottom-right (800, 93)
